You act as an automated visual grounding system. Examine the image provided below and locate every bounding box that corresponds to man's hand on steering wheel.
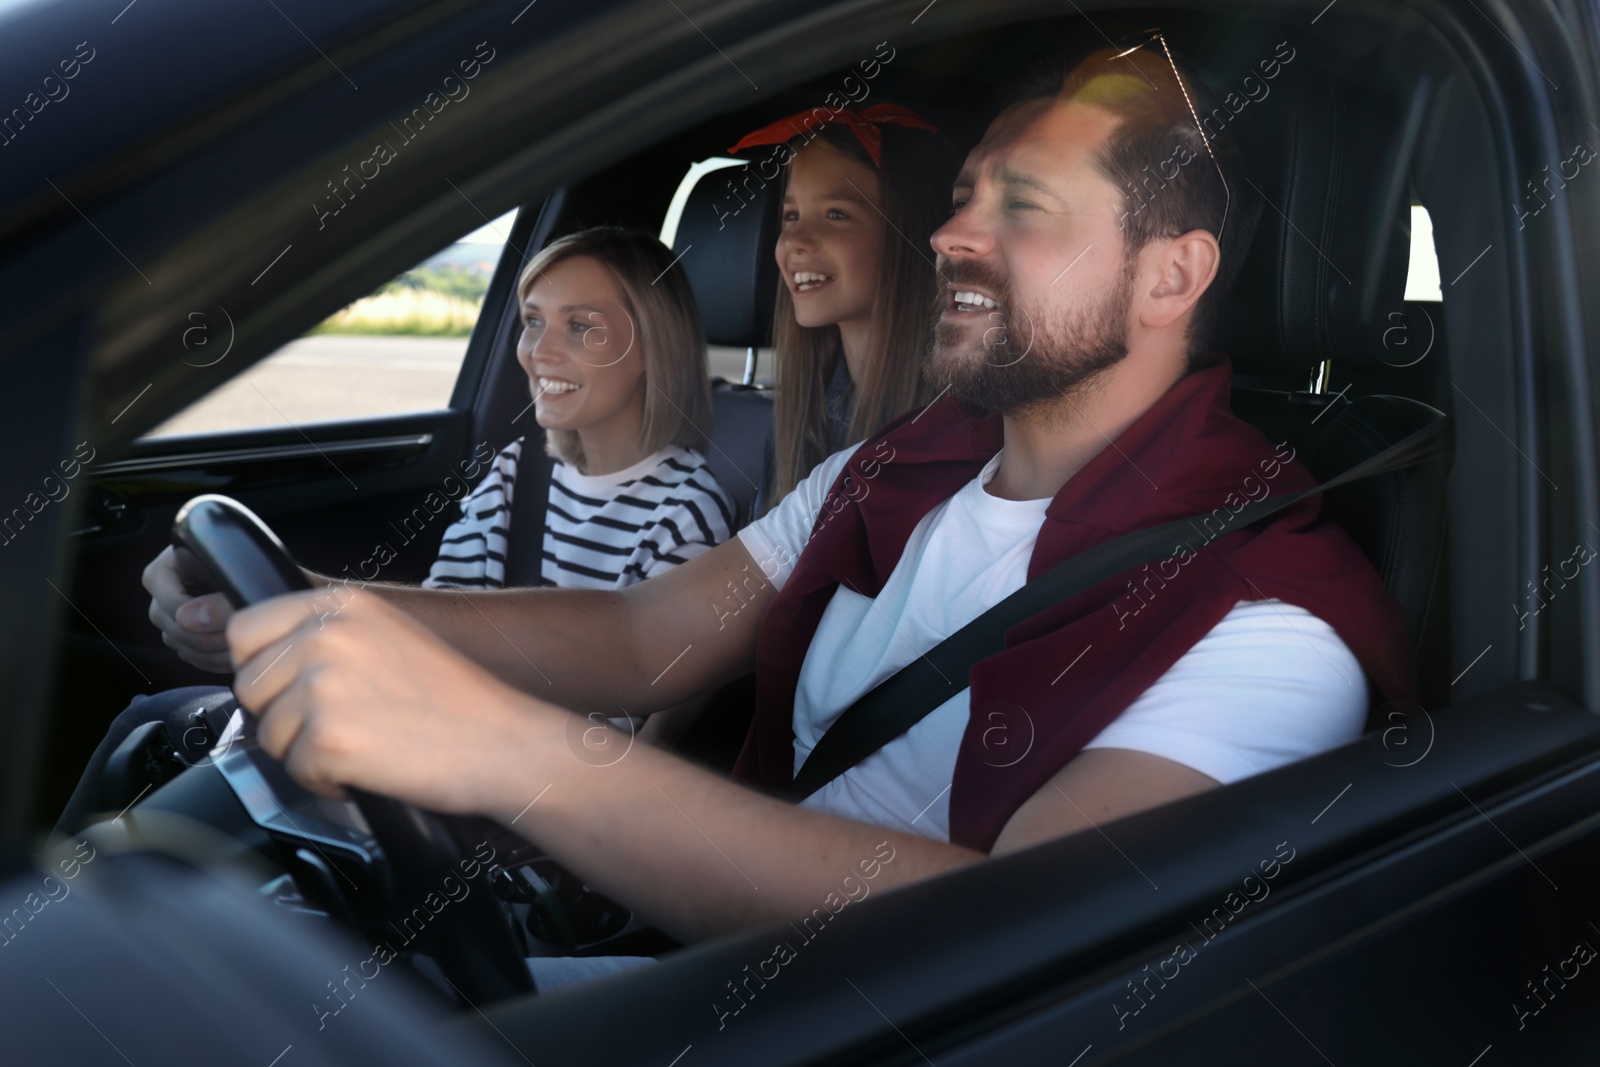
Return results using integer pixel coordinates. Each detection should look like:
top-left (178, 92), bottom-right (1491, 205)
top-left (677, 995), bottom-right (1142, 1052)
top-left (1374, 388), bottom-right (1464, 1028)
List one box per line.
top-left (225, 584), bottom-right (551, 815)
top-left (144, 545), bottom-right (237, 673)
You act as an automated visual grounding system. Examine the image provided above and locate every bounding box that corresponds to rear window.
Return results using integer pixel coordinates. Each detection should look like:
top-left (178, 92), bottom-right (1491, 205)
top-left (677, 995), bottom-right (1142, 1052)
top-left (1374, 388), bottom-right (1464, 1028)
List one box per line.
top-left (1405, 204), bottom-right (1442, 301)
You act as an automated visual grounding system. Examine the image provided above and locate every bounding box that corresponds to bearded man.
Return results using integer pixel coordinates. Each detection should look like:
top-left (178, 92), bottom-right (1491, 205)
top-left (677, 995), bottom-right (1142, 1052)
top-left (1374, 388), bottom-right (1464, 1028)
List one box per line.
top-left (145, 44), bottom-right (1417, 976)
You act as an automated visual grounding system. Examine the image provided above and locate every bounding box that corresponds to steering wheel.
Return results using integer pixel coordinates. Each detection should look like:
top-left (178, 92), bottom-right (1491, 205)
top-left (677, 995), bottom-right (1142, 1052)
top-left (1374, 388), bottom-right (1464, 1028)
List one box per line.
top-left (170, 493), bottom-right (535, 1004)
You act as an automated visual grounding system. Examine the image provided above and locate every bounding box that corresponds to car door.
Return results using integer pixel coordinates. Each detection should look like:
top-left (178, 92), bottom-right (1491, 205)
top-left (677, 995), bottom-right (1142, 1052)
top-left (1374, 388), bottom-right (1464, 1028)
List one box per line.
top-left (38, 201), bottom-right (557, 827)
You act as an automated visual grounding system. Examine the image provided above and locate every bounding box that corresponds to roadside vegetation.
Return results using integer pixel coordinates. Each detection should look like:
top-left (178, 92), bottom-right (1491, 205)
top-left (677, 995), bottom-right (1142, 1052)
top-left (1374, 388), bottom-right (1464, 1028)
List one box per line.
top-left (311, 263), bottom-right (491, 337)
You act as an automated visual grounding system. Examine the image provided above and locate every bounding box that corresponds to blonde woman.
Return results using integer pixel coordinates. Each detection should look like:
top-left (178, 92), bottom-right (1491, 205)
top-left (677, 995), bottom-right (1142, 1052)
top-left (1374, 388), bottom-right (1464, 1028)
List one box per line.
top-left (425, 227), bottom-right (734, 591)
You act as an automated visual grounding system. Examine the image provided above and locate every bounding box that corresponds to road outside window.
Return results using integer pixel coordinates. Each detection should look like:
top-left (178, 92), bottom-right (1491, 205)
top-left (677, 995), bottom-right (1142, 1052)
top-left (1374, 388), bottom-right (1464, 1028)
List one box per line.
top-left (143, 210), bottom-right (519, 438)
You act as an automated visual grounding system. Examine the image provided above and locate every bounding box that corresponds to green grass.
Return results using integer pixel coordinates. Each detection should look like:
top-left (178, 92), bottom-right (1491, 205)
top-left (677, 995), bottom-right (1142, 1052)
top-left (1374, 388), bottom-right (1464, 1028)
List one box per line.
top-left (381, 263), bottom-right (492, 303)
top-left (311, 268), bottom-right (486, 337)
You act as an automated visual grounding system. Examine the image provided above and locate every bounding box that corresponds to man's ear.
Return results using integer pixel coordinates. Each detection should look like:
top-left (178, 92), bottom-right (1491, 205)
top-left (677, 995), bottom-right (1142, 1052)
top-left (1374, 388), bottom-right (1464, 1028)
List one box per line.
top-left (1138, 228), bottom-right (1221, 330)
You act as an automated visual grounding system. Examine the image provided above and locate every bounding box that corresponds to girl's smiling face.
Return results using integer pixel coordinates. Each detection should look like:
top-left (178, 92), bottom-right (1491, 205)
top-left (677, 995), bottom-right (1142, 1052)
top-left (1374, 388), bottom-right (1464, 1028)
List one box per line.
top-left (516, 255), bottom-right (647, 462)
top-left (775, 140), bottom-right (885, 331)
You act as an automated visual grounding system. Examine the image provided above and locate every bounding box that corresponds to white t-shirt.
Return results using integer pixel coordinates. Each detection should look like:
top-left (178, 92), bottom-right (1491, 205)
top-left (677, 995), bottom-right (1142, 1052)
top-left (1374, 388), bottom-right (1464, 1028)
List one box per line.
top-left (738, 445), bottom-right (1366, 843)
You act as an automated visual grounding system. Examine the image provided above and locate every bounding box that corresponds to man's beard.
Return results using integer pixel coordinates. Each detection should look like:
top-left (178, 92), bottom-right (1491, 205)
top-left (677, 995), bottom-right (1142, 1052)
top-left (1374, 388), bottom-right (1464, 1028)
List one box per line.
top-left (927, 258), bottom-right (1135, 416)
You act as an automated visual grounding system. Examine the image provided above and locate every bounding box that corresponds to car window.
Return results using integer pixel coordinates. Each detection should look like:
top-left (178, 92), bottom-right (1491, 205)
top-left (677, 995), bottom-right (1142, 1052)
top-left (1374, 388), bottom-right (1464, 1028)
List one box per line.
top-left (143, 210), bottom-right (519, 438)
top-left (1405, 203), bottom-right (1442, 301)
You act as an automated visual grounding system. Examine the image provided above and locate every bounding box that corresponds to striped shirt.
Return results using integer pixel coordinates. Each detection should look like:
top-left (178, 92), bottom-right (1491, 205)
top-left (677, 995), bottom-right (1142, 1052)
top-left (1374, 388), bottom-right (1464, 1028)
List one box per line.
top-left (424, 438), bottom-right (735, 591)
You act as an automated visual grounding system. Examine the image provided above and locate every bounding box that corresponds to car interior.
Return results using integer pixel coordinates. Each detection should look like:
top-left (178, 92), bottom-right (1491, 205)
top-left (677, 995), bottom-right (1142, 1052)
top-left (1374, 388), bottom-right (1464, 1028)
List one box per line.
top-left (48, 11), bottom-right (1461, 800)
top-left (15, 0), bottom-right (1600, 1062)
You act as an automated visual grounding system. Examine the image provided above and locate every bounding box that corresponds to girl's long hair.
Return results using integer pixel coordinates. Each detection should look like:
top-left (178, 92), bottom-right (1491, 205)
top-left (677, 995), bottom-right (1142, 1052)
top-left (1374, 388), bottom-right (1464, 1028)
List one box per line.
top-left (517, 227), bottom-right (712, 470)
top-left (768, 121), bottom-right (958, 505)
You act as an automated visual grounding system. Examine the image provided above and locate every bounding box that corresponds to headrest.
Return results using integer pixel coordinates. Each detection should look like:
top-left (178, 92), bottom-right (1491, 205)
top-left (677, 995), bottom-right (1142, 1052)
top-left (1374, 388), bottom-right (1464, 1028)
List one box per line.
top-left (1210, 73), bottom-right (1413, 379)
top-left (672, 163), bottom-right (780, 349)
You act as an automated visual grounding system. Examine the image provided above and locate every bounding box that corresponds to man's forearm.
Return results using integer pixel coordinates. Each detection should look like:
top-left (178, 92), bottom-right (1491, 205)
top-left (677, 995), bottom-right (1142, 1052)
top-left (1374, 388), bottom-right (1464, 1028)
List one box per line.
top-left (388, 583), bottom-right (640, 707)
top-left (307, 569), bottom-right (659, 712)
top-left (304, 536), bottom-right (767, 715)
top-left (482, 698), bottom-right (986, 943)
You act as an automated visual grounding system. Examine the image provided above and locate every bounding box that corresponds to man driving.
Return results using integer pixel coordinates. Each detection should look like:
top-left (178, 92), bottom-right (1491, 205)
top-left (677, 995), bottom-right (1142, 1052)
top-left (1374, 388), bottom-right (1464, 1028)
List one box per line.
top-left (144, 44), bottom-right (1416, 955)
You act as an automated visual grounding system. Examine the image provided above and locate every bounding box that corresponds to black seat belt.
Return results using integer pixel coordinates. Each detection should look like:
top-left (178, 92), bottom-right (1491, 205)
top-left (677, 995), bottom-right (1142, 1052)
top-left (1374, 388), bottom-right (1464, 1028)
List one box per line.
top-left (502, 433), bottom-right (555, 588)
top-left (785, 415), bottom-right (1449, 802)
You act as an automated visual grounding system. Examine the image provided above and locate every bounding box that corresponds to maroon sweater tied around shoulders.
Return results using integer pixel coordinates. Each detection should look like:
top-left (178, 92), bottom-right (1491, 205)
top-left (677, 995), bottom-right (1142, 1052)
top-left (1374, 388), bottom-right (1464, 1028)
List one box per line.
top-left (732, 355), bottom-right (1417, 852)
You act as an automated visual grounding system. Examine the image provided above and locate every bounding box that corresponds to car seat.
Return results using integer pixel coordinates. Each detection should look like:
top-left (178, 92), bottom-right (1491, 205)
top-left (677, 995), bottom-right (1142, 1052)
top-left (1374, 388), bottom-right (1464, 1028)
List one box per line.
top-left (669, 160), bottom-right (781, 529)
top-left (1209, 72), bottom-right (1453, 707)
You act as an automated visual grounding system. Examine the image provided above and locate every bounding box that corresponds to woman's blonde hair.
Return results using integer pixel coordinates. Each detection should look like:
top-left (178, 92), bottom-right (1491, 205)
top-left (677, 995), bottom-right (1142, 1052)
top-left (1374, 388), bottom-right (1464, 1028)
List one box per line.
top-left (517, 227), bottom-right (712, 469)
top-left (768, 122), bottom-right (958, 505)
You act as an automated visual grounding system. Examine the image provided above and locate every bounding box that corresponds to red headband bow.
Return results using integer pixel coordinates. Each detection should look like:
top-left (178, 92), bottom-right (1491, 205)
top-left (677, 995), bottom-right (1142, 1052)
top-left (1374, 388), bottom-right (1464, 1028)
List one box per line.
top-left (727, 103), bottom-right (938, 167)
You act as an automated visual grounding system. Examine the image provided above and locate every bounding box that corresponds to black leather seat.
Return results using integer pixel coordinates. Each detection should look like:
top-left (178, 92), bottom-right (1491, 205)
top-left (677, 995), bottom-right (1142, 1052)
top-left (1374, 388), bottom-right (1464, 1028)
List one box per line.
top-left (606, 162), bottom-right (786, 768)
top-left (1210, 73), bottom-right (1452, 702)
top-left (670, 164), bottom-right (780, 529)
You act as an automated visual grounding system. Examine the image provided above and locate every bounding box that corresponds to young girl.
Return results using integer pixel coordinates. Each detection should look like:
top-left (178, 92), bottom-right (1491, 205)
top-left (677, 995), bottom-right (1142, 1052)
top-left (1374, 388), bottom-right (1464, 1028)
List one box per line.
top-left (425, 227), bottom-right (734, 591)
top-left (730, 103), bottom-right (959, 508)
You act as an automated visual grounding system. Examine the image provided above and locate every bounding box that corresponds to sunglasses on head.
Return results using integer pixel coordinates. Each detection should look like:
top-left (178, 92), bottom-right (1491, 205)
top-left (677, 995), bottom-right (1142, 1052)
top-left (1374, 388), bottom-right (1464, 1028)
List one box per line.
top-left (1105, 29), bottom-right (1232, 244)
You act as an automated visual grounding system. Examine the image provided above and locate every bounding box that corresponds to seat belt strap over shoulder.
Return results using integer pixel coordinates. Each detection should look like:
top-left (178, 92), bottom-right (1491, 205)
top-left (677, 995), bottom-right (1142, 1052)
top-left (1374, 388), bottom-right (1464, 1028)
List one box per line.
top-left (503, 433), bottom-right (555, 588)
top-left (784, 414), bottom-right (1449, 802)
